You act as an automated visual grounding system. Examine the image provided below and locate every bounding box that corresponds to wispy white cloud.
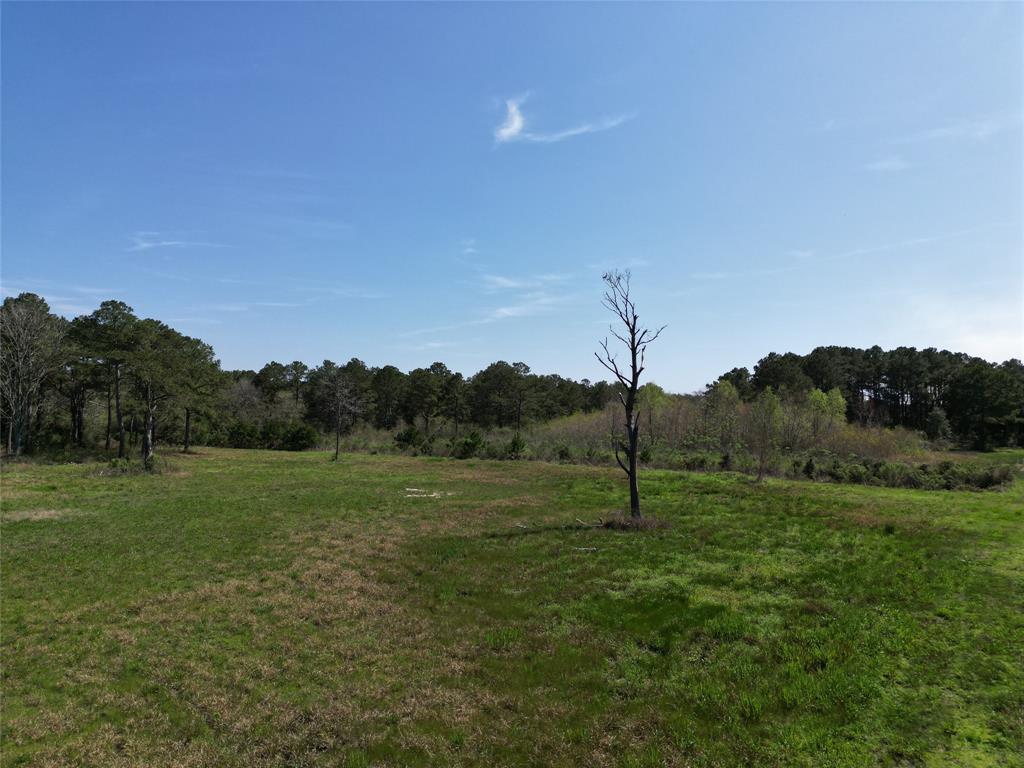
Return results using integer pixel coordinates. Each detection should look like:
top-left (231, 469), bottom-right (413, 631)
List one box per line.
top-left (892, 116), bottom-right (1006, 144)
top-left (482, 274), bottom-right (527, 290)
top-left (401, 285), bottom-right (575, 337)
top-left (689, 224), bottom-right (1010, 285)
top-left (461, 238), bottom-right (479, 256)
top-left (485, 290), bottom-right (567, 321)
top-left (166, 317), bottom-right (224, 325)
top-left (866, 156), bottom-right (909, 172)
top-left (39, 296), bottom-right (94, 315)
top-left (290, 282), bottom-right (386, 300)
top-left (789, 249), bottom-right (816, 260)
top-left (690, 265), bottom-right (796, 281)
top-left (494, 94), bottom-right (633, 145)
top-left (209, 300), bottom-right (308, 313)
top-left (414, 340), bottom-right (457, 351)
top-left (825, 225), bottom-right (997, 262)
top-left (480, 273), bottom-right (571, 293)
top-left (0, 279), bottom-right (121, 315)
top-left (587, 256), bottom-right (650, 272)
top-left (127, 231), bottom-right (230, 252)
top-left (495, 96), bottom-right (528, 142)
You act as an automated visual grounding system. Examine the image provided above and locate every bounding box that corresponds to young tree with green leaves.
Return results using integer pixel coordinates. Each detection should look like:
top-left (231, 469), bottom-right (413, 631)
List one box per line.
top-left (808, 387), bottom-right (846, 444)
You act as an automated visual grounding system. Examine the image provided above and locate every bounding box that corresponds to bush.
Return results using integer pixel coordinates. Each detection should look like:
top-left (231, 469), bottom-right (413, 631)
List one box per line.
top-left (395, 426), bottom-right (424, 450)
top-left (507, 433), bottom-right (526, 459)
top-left (260, 420), bottom-right (287, 450)
top-left (227, 421), bottom-right (261, 449)
top-left (452, 431), bottom-right (484, 459)
top-left (283, 423), bottom-right (319, 451)
top-left (803, 457), bottom-right (816, 479)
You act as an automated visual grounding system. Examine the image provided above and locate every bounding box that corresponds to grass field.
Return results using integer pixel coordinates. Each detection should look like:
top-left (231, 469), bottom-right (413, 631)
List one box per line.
top-left (2, 449), bottom-right (1022, 767)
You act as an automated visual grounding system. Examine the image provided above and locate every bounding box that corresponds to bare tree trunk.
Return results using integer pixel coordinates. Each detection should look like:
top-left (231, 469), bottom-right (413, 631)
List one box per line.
top-left (115, 364), bottom-right (126, 458)
top-left (333, 391), bottom-right (342, 461)
top-left (105, 384), bottom-right (112, 452)
top-left (595, 271), bottom-right (664, 521)
top-left (627, 417), bottom-right (641, 517)
top-left (141, 387), bottom-right (155, 469)
top-left (141, 412), bottom-right (154, 468)
top-left (69, 398), bottom-right (78, 447)
top-left (183, 407), bottom-right (192, 453)
top-left (30, 397), bottom-right (42, 454)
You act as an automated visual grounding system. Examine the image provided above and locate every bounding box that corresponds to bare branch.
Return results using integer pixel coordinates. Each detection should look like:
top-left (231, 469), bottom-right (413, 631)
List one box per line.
top-left (595, 269), bottom-right (664, 519)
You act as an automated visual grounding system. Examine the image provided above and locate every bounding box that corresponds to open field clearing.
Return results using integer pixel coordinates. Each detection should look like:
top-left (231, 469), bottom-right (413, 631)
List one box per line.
top-left (2, 449), bottom-right (1023, 767)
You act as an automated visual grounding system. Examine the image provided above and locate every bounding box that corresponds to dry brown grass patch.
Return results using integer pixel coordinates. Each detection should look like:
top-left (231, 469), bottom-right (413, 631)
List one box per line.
top-left (602, 513), bottom-right (671, 531)
top-left (2, 507), bottom-right (80, 522)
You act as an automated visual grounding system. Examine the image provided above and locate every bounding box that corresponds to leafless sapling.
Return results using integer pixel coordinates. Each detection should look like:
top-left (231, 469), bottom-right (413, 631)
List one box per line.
top-left (594, 271), bottom-right (665, 518)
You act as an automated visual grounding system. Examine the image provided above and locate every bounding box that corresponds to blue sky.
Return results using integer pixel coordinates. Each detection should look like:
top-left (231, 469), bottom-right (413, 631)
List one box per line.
top-left (3, 2), bottom-right (1021, 391)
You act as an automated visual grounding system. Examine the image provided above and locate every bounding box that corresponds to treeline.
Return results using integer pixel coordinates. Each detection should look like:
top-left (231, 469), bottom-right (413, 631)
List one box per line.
top-left (717, 346), bottom-right (1024, 450)
top-left (2, 293), bottom-right (1021, 463)
top-left (0, 294), bottom-right (614, 460)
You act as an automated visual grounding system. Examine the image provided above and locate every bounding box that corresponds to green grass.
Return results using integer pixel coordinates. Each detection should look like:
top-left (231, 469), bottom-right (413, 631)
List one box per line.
top-left (2, 449), bottom-right (1022, 767)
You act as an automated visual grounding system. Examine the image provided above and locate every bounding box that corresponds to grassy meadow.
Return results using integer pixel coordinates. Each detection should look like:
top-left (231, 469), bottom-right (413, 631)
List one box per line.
top-left (2, 449), bottom-right (1023, 767)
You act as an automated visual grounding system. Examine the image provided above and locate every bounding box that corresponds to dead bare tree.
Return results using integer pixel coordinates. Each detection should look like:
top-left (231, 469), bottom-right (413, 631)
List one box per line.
top-left (324, 367), bottom-right (358, 462)
top-left (595, 271), bottom-right (665, 518)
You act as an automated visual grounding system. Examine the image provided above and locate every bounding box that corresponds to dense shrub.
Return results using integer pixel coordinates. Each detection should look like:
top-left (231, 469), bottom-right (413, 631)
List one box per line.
top-left (451, 431), bottom-right (484, 459)
top-left (227, 421), bottom-right (261, 449)
top-left (394, 426), bottom-right (424, 450)
top-left (282, 423), bottom-right (320, 451)
top-left (220, 419), bottom-right (318, 450)
top-left (507, 433), bottom-right (527, 459)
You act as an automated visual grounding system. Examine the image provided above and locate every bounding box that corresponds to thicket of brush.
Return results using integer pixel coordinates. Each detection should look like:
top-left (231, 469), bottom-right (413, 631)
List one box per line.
top-left (336, 386), bottom-right (1019, 491)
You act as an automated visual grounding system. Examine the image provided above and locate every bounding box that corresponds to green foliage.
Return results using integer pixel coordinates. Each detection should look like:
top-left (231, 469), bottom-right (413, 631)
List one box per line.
top-left (394, 425), bottom-right (424, 450)
top-left (506, 432), bottom-right (527, 459)
top-left (925, 406), bottom-right (953, 443)
top-left (451, 430), bottom-right (484, 459)
top-left (226, 420), bottom-right (261, 448)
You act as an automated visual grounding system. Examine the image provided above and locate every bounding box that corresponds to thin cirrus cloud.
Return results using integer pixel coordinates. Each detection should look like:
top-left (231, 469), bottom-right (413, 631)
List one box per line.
top-left (209, 300), bottom-right (308, 312)
top-left (866, 156), bottom-right (909, 172)
top-left (494, 94), bottom-right (633, 145)
top-left (688, 224), bottom-right (1008, 282)
top-left (127, 232), bottom-right (230, 252)
top-left (480, 272), bottom-right (571, 293)
top-left (401, 285), bottom-right (574, 338)
top-left (891, 116), bottom-right (1005, 144)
